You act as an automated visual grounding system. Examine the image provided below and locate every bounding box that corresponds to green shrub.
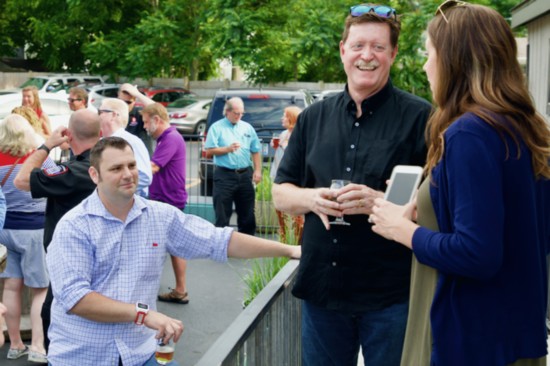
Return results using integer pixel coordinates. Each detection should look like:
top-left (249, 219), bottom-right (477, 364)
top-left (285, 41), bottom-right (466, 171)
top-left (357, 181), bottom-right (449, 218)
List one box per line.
top-left (255, 167), bottom-right (272, 201)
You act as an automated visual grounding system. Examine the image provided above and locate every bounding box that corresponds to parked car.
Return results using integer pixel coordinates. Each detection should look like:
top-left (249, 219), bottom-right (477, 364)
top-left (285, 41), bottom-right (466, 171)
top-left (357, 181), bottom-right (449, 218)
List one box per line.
top-left (0, 92), bottom-right (72, 161)
top-left (168, 99), bottom-right (211, 135)
top-left (136, 87), bottom-right (197, 107)
top-left (314, 89), bottom-right (343, 101)
top-left (166, 96), bottom-right (199, 109)
top-left (86, 83), bottom-right (120, 109)
top-left (199, 89), bottom-right (313, 196)
top-left (16, 74), bottom-right (105, 94)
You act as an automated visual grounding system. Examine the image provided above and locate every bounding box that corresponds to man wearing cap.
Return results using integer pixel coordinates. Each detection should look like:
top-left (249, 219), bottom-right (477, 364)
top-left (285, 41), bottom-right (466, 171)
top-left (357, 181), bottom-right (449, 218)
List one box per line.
top-left (118, 83), bottom-right (155, 157)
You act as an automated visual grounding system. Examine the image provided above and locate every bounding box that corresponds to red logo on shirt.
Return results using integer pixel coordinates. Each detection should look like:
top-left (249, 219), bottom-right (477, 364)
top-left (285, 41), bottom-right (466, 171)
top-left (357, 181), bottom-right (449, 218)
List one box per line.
top-left (152, 242), bottom-right (158, 247)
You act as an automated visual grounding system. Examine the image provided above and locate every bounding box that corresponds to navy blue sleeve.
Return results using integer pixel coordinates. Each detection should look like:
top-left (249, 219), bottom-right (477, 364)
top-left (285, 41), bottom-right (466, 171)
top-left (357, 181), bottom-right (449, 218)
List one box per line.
top-left (412, 125), bottom-right (505, 279)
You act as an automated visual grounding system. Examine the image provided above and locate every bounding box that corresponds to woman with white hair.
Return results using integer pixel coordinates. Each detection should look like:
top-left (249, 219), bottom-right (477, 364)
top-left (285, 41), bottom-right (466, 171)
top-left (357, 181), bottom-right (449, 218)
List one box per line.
top-left (0, 114), bottom-right (56, 363)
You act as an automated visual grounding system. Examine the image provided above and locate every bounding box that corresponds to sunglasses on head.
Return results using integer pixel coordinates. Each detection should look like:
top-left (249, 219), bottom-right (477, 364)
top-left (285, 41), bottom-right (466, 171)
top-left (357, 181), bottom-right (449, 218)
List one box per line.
top-left (436, 0), bottom-right (468, 24)
top-left (350, 4), bottom-right (397, 19)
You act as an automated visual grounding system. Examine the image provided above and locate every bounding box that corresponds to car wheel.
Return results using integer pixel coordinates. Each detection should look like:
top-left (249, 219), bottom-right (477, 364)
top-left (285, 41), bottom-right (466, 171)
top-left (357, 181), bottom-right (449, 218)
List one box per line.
top-left (195, 121), bottom-right (207, 135)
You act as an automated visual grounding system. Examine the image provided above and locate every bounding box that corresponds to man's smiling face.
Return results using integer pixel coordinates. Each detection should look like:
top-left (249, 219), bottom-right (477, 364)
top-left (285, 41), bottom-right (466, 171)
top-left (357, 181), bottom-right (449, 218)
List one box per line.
top-left (340, 22), bottom-right (397, 97)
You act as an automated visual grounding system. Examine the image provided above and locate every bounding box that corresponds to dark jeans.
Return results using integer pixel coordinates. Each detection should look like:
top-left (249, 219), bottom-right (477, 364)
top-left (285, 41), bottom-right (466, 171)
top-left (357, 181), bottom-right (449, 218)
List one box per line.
top-left (119, 354), bottom-right (180, 365)
top-left (301, 300), bottom-right (408, 366)
top-left (212, 167), bottom-right (256, 235)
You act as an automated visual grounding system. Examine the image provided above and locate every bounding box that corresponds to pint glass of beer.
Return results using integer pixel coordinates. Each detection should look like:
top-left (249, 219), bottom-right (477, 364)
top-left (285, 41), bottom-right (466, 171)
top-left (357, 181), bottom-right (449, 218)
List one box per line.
top-left (155, 339), bottom-right (176, 365)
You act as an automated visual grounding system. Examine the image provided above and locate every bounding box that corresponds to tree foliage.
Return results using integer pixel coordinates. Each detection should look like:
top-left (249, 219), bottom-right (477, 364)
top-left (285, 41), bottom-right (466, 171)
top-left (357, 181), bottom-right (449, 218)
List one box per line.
top-left (0, 0), bottom-right (523, 95)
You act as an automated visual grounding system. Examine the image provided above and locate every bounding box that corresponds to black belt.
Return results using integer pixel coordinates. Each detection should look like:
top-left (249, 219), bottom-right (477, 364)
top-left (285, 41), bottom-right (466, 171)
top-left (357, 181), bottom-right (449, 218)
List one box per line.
top-left (216, 166), bottom-right (250, 174)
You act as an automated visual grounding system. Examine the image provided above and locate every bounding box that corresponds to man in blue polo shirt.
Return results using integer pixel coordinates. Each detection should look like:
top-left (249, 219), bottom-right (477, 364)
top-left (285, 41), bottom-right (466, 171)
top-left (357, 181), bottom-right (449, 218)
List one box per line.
top-left (204, 97), bottom-right (261, 235)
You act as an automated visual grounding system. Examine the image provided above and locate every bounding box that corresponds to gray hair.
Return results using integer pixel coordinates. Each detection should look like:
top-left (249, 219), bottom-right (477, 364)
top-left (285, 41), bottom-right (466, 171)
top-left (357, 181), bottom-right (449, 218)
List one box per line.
top-left (102, 98), bottom-right (130, 128)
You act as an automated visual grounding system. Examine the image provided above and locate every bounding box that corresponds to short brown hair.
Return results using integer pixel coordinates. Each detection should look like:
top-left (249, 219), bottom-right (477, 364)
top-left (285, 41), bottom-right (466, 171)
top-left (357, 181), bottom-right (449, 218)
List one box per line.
top-left (90, 136), bottom-right (132, 172)
top-left (69, 87), bottom-right (89, 106)
top-left (140, 103), bottom-right (169, 122)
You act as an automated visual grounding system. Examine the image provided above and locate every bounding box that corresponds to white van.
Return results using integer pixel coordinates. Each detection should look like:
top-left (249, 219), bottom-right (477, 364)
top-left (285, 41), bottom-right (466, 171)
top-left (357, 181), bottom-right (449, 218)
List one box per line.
top-left (19, 74), bottom-right (105, 94)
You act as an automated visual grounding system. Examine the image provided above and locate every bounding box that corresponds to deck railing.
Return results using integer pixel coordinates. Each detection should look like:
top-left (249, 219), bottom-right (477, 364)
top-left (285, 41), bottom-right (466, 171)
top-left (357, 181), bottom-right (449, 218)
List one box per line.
top-left (195, 260), bottom-right (301, 366)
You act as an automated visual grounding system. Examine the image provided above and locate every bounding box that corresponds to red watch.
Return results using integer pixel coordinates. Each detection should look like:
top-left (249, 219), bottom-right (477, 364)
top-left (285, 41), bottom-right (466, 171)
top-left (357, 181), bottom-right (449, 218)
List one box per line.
top-left (134, 302), bottom-right (149, 325)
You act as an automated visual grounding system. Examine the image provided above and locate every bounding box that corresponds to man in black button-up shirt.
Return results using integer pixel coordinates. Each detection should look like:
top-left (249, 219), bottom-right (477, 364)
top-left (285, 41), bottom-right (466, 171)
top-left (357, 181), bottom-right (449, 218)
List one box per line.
top-left (273, 5), bottom-right (431, 366)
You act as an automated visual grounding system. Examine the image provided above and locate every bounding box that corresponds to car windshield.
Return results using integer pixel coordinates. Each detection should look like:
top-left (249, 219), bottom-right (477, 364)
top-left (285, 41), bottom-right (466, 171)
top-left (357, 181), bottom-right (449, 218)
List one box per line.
top-left (168, 98), bottom-right (197, 108)
top-left (20, 78), bottom-right (47, 89)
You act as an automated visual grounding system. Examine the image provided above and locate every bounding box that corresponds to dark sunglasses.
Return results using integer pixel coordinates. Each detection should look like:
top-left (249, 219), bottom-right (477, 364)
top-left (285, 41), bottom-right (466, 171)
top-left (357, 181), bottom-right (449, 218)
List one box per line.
top-left (67, 98), bottom-right (82, 103)
top-left (122, 99), bottom-right (135, 105)
top-left (436, 0), bottom-right (468, 23)
top-left (350, 4), bottom-right (397, 19)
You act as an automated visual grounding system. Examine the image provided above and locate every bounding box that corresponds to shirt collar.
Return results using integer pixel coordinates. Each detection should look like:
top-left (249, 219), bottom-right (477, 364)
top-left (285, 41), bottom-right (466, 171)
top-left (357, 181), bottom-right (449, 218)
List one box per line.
top-left (222, 117), bottom-right (239, 127)
top-left (74, 149), bottom-right (91, 161)
top-left (87, 189), bottom-right (148, 224)
top-left (344, 79), bottom-right (394, 117)
top-left (157, 126), bottom-right (175, 141)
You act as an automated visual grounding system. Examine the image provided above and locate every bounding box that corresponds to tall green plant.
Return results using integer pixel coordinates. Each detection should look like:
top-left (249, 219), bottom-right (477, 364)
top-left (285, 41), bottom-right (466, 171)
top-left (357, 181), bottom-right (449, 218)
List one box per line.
top-left (255, 167), bottom-right (272, 201)
top-left (243, 166), bottom-right (301, 307)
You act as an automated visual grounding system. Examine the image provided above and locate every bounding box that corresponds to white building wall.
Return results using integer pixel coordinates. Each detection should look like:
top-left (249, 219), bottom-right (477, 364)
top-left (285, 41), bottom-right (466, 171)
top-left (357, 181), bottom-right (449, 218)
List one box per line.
top-left (527, 12), bottom-right (550, 122)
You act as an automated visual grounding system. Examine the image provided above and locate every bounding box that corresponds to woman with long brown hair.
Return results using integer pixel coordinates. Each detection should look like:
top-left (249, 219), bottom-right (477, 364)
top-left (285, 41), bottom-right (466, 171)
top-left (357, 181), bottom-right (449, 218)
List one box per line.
top-left (370, 2), bottom-right (550, 365)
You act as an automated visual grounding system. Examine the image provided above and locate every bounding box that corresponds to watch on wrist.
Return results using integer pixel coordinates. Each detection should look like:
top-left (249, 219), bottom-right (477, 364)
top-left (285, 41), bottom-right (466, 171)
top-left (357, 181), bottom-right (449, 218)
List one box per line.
top-left (37, 144), bottom-right (51, 154)
top-left (134, 302), bottom-right (149, 325)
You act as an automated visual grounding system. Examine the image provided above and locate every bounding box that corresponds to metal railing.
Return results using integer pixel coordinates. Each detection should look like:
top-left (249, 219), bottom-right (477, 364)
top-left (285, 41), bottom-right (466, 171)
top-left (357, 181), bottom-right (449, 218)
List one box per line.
top-left (183, 133), bottom-right (280, 233)
top-left (195, 260), bottom-right (301, 366)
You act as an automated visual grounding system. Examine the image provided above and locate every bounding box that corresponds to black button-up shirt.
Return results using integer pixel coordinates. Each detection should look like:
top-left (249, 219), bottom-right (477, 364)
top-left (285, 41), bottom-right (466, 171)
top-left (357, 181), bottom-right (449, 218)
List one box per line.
top-left (30, 150), bottom-right (96, 249)
top-left (275, 81), bottom-right (431, 312)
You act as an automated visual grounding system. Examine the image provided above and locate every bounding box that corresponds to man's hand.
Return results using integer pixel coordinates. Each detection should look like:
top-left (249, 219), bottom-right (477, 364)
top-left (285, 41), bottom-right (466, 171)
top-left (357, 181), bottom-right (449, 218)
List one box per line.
top-left (288, 245), bottom-right (301, 259)
top-left (14, 126), bottom-right (68, 192)
top-left (119, 83), bottom-right (141, 98)
top-left (309, 187), bottom-right (343, 230)
top-left (227, 142), bottom-right (241, 153)
top-left (337, 183), bottom-right (383, 216)
top-left (45, 126), bottom-right (70, 150)
top-left (144, 311), bottom-right (184, 345)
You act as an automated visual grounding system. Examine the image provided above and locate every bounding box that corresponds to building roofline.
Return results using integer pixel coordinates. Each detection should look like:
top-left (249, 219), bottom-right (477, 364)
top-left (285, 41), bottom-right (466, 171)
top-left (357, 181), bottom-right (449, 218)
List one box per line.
top-left (511, 0), bottom-right (550, 28)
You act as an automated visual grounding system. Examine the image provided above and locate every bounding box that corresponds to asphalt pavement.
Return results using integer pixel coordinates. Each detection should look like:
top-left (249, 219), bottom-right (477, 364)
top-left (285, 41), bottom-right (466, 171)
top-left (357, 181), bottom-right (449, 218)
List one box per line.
top-left (0, 256), bottom-right (253, 366)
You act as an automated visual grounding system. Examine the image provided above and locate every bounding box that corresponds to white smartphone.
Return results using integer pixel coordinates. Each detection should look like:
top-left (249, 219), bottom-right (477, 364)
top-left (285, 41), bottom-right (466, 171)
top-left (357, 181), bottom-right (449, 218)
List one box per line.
top-left (384, 165), bottom-right (424, 205)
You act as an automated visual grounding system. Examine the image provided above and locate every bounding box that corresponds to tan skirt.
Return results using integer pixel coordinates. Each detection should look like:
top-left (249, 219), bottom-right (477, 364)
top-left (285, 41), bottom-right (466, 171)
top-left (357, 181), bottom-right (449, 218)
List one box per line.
top-left (400, 178), bottom-right (545, 366)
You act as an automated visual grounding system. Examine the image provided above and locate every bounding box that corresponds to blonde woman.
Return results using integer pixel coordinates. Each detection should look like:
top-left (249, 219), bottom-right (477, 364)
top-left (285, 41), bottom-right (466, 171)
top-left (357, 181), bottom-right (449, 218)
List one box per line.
top-left (11, 106), bottom-right (46, 140)
top-left (22, 86), bottom-right (51, 138)
top-left (0, 114), bottom-right (56, 363)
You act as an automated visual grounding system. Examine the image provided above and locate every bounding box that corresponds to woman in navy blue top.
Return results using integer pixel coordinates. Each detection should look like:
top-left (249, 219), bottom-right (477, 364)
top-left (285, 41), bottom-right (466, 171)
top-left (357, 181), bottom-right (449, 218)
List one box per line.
top-left (370, 2), bottom-right (550, 365)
